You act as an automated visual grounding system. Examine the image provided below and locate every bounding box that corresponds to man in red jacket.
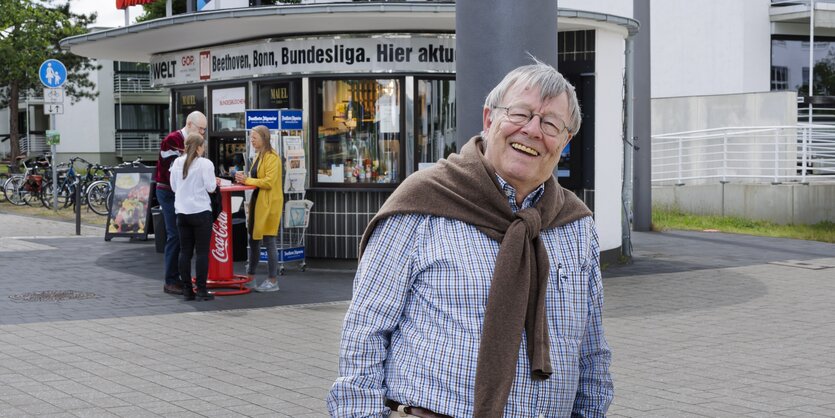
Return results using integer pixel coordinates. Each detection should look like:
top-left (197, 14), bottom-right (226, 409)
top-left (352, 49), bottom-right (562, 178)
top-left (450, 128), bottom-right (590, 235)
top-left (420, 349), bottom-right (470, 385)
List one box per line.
top-left (156, 111), bottom-right (207, 295)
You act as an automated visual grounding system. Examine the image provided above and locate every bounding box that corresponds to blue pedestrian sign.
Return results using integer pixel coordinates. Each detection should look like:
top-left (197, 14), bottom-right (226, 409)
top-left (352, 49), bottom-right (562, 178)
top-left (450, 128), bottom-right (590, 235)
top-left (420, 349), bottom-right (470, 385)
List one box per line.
top-left (39, 59), bottom-right (67, 88)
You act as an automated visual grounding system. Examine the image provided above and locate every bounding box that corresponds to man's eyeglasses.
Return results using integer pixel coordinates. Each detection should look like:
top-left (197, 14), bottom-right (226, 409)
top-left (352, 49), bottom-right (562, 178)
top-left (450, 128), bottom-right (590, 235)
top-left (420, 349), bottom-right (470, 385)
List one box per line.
top-left (494, 106), bottom-right (570, 139)
top-left (194, 124), bottom-right (207, 134)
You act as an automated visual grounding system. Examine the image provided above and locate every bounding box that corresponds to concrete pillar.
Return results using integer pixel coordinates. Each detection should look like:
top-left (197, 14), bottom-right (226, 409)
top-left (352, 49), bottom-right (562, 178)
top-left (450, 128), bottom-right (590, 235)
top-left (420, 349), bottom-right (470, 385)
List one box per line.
top-left (455, 0), bottom-right (558, 150)
top-left (633, 0), bottom-right (652, 231)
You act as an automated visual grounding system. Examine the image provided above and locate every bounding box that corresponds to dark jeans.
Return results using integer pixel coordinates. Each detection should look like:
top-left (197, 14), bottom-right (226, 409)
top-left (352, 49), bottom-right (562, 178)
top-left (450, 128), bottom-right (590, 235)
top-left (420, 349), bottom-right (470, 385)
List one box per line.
top-left (156, 187), bottom-right (180, 286)
top-left (247, 235), bottom-right (278, 278)
top-left (177, 211), bottom-right (213, 291)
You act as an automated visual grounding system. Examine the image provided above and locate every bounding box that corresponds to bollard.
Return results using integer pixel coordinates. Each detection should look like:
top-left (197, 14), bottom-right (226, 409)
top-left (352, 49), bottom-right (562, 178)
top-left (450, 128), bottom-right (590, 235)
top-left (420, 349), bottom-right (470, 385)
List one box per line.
top-left (75, 184), bottom-right (81, 236)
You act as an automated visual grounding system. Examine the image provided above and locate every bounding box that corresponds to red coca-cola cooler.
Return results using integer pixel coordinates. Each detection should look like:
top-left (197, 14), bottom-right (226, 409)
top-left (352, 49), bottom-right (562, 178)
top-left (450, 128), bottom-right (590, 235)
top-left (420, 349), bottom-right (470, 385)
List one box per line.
top-left (207, 184), bottom-right (255, 295)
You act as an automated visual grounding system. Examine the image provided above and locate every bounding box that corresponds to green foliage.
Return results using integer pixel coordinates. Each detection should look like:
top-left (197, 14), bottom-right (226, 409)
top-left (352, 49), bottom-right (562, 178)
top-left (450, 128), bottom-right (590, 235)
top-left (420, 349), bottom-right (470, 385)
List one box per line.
top-left (136, 0), bottom-right (302, 22)
top-left (0, 0), bottom-right (99, 165)
top-left (652, 208), bottom-right (835, 244)
top-left (136, 0), bottom-right (301, 21)
top-left (0, 0), bottom-right (99, 107)
top-left (136, 0), bottom-right (187, 22)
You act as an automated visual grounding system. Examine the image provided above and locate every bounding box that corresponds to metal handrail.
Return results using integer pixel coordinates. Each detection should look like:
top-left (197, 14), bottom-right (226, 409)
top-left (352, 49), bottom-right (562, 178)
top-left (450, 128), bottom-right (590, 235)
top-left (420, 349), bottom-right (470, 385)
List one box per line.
top-left (652, 125), bottom-right (835, 185)
top-left (114, 72), bottom-right (162, 94)
top-left (115, 132), bottom-right (164, 157)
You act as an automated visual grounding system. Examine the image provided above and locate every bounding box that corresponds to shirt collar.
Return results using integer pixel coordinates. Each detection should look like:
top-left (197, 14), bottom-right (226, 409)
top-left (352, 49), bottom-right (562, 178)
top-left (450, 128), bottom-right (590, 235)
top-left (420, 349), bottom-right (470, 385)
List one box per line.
top-left (495, 174), bottom-right (545, 212)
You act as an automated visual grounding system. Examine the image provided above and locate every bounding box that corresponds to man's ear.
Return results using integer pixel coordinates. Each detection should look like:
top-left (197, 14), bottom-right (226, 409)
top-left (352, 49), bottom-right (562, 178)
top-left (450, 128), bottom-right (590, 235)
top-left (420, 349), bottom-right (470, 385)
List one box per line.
top-left (482, 107), bottom-right (493, 133)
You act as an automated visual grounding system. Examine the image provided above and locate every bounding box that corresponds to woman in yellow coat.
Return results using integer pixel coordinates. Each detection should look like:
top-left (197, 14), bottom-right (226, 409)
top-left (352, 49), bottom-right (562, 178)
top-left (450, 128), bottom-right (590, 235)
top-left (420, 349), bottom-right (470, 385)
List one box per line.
top-left (235, 125), bottom-right (283, 292)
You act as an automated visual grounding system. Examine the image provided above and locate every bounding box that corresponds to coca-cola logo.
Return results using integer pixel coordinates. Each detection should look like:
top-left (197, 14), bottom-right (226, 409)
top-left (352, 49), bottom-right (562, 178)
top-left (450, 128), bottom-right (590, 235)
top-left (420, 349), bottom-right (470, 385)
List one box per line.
top-left (211, 211), bottom-right (229, 263)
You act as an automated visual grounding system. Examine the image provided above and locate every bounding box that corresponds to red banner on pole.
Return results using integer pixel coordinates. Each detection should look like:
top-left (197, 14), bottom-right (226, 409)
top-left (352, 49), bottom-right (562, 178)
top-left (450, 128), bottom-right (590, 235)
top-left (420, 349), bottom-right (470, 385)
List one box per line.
top-left (116, 0), bottom-right (158, 10)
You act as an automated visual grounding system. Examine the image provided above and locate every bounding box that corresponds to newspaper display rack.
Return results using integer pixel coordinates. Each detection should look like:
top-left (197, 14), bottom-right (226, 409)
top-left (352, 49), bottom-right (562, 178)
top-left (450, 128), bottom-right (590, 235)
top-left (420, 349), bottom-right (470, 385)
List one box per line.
top-left (245, 109), bottom-right (311, 275)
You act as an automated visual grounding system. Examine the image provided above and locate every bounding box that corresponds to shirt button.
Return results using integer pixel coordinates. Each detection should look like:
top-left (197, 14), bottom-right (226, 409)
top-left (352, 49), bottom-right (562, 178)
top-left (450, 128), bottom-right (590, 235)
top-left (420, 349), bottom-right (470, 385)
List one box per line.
top-left (505, 189), bottom-right (513, 197)
top-left (538, 414), bottom-right (545, 418)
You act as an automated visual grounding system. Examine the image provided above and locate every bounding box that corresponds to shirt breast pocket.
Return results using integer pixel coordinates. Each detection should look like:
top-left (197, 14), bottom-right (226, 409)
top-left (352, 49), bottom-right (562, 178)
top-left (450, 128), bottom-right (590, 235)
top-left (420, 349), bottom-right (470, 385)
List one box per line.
top-left (550, 266), bottom-right (589, 342)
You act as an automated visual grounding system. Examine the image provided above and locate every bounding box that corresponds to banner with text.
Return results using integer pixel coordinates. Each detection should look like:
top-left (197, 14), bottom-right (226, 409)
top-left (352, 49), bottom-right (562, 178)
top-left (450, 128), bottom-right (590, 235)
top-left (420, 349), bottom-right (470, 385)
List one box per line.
top-left (150, 34), bottom-right (455, 87)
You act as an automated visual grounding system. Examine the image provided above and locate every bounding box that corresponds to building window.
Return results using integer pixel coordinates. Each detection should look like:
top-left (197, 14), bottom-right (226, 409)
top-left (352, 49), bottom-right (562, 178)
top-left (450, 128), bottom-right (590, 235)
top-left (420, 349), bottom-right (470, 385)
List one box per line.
top-left (415, 78), bottom-right (456, 168)
top-left (114, 62), bottom-right (154, 93)
top-left (772, 35), bottom-right (835, 96)
top-left (559, 30), bottom-right (595, 62)
top-left (771, 66), bottom-right (789, 90)
top-left (115, 104), bottom-right (168, 131)
top-left (211, 86), bottom-right (247, 132)
top-left (174, 88), bottom-right (205, 128)
top-left (257, 80), bottom-right (302, 109)
top-left (314, 78), bottom-right (402, 186)
top-left (207, 85), bottom-right (248, 177)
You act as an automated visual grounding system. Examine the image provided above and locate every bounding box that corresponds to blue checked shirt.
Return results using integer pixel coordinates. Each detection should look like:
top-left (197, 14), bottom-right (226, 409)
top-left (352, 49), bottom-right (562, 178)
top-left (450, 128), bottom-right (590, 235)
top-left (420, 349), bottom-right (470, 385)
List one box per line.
top-left (327, 177), bottom-right (613, 417)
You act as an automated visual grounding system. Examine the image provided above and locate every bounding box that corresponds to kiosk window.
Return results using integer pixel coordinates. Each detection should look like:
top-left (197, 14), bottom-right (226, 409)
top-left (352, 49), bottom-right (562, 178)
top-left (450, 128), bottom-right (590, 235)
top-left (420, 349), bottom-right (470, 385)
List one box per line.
top-left (314, 79), bottom-right (401, 185)
top-left (258, 81), bottom-right (301, 109)
top-left (174, 88), bottom-right (204, 128)
top-left (416, 78), bottom-right (456, 167)
top-left (211, 86), bottom-right (246, 132)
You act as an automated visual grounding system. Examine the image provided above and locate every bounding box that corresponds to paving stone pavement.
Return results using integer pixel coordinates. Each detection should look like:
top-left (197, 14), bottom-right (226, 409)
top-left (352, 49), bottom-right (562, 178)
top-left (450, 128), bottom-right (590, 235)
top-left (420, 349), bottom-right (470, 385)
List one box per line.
top-left (1, 211), bottom-right (835, 417)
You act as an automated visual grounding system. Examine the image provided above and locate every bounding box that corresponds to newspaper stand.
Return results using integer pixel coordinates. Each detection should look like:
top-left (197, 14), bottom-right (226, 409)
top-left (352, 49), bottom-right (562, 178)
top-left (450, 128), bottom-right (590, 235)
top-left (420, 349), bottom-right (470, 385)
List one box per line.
top-left (245, 109), bottom-right (311, 275)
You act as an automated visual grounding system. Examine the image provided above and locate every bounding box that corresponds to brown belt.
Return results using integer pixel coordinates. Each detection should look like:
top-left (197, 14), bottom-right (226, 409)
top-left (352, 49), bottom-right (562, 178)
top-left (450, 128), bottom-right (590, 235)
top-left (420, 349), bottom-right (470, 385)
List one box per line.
top-left (385, 399), bottom-right (453, 418)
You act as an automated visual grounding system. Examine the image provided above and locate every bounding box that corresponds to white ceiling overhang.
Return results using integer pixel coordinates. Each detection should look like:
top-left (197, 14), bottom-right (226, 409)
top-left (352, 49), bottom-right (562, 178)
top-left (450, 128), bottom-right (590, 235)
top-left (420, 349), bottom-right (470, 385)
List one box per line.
top-left (60, 4), bottom-right (639, 63)
top-left (61, 4), bottom-right (457, 63)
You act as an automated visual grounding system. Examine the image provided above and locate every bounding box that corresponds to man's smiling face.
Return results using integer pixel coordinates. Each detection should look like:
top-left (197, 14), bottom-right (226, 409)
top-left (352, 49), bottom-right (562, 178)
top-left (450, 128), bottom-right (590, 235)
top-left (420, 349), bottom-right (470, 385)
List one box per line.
top-left (482, 83), bottom-right (571, 198)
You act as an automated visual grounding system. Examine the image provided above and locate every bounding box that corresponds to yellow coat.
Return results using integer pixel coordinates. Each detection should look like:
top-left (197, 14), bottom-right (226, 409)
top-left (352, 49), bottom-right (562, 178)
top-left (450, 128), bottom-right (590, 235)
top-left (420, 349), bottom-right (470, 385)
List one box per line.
top-left (244, 150), bottom-right (283, 240)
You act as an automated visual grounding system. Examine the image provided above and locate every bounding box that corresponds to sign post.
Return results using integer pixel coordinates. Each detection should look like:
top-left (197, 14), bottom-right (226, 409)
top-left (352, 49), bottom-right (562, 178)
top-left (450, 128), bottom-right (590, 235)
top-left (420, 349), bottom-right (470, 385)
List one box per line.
top-left (39, 59), bottom-right (67, 211)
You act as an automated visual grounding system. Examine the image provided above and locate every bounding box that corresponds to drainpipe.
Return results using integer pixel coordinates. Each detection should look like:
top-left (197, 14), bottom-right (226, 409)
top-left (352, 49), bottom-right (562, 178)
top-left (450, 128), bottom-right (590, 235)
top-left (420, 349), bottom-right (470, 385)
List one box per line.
top-left (622, 35), bottom-right (635, 259)
top-left (809, 0), bottom-right (815, 126)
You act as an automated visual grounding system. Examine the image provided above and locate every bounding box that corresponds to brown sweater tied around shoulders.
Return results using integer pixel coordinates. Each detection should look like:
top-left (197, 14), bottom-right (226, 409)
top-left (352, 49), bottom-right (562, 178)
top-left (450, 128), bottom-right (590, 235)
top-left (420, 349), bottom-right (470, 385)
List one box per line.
top-left (359, 136), bottom-right (592, 417)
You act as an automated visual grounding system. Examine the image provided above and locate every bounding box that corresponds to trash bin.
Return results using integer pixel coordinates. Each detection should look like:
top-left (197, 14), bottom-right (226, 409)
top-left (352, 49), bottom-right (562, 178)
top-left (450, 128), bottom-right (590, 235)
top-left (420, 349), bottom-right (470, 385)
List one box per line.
top-left (152, 206), bottom-right (165, 253)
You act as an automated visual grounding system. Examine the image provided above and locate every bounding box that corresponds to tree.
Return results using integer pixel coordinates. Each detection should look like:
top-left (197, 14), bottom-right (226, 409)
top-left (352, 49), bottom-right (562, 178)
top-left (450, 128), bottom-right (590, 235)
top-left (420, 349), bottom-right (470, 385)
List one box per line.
top-left (136, 0), bottom-right (300, 21)
top-left (0, 0), bottom-right (99, 169)
top-left (136, 0), bottom-right (186, 22)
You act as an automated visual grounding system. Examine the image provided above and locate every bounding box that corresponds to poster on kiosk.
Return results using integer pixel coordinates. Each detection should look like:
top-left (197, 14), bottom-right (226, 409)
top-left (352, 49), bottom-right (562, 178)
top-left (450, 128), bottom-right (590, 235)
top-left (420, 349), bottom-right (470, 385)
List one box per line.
top-left (244, 109), bottom-right (310, 270)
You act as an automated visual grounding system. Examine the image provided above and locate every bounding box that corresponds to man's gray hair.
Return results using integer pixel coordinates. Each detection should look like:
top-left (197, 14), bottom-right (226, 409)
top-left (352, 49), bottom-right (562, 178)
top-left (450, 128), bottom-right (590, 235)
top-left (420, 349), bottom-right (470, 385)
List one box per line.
top-left (483, 58), bottom-right (582, 135)
top-left (186, 111), bottom-right (206, 126)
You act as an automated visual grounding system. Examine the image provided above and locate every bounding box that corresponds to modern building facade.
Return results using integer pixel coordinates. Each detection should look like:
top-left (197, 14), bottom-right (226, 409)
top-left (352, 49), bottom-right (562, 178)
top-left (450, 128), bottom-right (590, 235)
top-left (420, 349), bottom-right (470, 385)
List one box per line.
top-left (60, 0), bottom-right (641, 260)
top-left (48, 0), bottom-right (832, 257)
top-left (0, 56), bottom-right (168, 165)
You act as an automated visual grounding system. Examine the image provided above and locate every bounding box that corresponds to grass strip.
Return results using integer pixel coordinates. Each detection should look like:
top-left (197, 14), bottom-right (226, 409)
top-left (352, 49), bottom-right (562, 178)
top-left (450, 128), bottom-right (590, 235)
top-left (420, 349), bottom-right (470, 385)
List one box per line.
top-left (652, 208), bottom-right (835, 244)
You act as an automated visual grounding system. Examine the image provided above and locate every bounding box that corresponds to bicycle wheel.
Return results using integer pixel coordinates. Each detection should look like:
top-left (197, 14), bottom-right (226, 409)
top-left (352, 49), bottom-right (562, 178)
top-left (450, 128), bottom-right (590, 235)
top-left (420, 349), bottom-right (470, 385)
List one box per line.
top-left (3, 175), bottom-right (28, 206)
top-left (40, 180), bottom-right (72, 209)
top-left (0, 173), bottom-right (8, 203)
top-left (86, 181), bottom-right (112, 216)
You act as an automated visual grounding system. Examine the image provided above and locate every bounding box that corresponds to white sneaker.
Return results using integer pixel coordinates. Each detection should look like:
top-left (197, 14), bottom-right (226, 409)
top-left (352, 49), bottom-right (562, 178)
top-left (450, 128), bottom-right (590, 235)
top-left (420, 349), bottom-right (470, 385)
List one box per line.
top-left (255, 279), bottom-right (279, 292)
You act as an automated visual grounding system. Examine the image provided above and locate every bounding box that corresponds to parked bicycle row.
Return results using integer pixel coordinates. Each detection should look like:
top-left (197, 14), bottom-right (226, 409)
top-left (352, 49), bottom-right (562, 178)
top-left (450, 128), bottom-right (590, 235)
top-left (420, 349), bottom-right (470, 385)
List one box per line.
top-left (1, 155), bottom-right (145, 216)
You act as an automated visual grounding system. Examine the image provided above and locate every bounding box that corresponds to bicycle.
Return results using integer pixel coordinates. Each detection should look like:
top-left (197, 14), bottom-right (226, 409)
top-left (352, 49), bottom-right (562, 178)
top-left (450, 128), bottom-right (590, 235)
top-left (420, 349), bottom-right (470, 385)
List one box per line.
top-left (3, 155), bottom-right (52, 206)
top-left (40, 156), bottom-right (92, 209)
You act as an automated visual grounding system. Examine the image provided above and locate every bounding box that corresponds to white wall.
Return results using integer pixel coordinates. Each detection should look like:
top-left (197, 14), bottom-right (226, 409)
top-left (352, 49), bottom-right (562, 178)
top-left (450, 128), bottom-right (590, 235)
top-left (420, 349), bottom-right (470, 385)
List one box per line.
top-left (652, 0), bottom-right (772, 98)
top-left (97, 61), bottom-right (116, 154)
top-left (652, 91), bottom-right (798, 134)
top-left (56, 72), bottom-right (99, 155)
top-left (53, 60), bottom-right (115, 159)
top-left (594, 28), bottom-right (627, 253)
top-left (560, 0), bottom-right (632, 21)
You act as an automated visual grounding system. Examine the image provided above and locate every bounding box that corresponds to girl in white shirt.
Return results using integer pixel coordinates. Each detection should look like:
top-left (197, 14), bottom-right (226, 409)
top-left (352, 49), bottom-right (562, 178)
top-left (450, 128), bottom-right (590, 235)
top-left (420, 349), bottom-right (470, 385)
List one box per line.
top-left (170, 133), bottom-right (220, 301)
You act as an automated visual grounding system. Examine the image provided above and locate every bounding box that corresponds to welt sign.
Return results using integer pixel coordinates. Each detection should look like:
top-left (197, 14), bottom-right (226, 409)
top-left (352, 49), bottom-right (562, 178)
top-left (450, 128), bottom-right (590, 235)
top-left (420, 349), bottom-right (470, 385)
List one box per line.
top-left (150, 34), bottom-right (456, 87)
